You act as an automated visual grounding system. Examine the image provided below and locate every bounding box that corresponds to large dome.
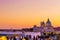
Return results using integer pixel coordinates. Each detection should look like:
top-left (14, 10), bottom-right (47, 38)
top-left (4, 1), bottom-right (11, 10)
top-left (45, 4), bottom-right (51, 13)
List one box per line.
top-left (46, 18), bottom-right (51, 24)
top-left (46, 18), bottom-right (51, 26)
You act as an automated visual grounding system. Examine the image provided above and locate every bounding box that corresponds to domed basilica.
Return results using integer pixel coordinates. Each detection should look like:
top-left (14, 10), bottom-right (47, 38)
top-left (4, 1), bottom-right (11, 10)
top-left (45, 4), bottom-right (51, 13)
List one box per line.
top-left (33, 18), bottom-right (55, 32)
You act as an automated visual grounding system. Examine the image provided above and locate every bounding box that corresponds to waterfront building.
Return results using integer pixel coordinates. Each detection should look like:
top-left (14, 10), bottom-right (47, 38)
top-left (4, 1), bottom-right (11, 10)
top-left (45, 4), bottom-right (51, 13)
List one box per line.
top-left (33, 18), bottom-right (55, 33)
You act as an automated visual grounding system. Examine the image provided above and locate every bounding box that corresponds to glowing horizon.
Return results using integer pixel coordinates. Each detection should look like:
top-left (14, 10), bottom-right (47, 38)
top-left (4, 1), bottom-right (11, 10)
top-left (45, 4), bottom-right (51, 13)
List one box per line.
top-left (0, 0), bottom-right (60, 29)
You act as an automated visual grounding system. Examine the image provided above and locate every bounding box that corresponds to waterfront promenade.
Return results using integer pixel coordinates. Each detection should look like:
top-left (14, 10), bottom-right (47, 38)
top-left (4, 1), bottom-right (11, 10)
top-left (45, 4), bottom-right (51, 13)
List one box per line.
top-left (0, 31), bottom-right (60, 40)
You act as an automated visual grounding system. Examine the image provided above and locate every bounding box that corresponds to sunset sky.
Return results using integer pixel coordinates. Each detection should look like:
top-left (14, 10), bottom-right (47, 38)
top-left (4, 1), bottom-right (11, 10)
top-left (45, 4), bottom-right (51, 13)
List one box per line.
top-left (0, 0), bottom-right (60, 29)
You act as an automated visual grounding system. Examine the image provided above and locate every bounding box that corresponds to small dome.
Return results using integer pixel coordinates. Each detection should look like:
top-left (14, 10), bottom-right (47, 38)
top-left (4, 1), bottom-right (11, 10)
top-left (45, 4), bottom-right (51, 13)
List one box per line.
top-left (33, 25), bottom-right (37, 28)
top-left (41, 21), bottom-right (45, 25)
